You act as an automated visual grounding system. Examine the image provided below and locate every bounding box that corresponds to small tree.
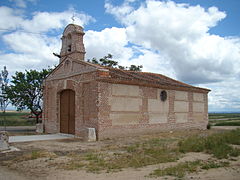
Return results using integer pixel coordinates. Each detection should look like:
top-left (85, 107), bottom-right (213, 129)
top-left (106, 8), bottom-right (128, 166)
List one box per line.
top-left (99, 54), bottom-right (118, 67)
top-left (0, 66), bottom-right (10, 130)
top-left (88, 54), bottom-right (143, 71)
top-left (129, 65), bottom-right (143, 71)
top-left (6, 68), bottom-right (52, 124)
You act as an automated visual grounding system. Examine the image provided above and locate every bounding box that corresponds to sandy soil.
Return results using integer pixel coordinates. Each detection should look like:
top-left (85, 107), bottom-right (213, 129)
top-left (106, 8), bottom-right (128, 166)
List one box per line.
top-left (47, 164), bottom-right (240, 180)
top-left (1, 154), bottom-right (239, 180)
top-left (0, 166), bottom-right (31, 180)
top-left (1, 129), bottom-right (240, 180)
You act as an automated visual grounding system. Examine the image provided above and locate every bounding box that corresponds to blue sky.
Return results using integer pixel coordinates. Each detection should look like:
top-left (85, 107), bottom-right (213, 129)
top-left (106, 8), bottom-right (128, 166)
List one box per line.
top-left (0, 0), bottom-right (240, 112)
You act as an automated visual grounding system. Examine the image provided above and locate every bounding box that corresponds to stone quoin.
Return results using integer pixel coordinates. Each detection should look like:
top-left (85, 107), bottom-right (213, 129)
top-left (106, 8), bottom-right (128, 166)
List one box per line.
top-left (43, 24), bottom-right (210, 140)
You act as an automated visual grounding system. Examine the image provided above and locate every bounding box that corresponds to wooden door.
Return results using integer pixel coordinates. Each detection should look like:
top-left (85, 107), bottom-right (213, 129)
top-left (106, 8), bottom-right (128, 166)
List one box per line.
top-left (60, 90), bottom-right (75, 134)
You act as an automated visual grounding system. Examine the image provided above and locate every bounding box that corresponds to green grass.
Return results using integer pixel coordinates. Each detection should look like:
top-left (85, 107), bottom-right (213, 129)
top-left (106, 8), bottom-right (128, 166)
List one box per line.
top-left (64, 139), bottom-right (180, 173)
top-left (149, 160), bottom-right (230, 178)
top-left (178, 129), bottom-right (240, 159)
top-left (0, 111), bottom-right (36, 126)
top-left (31, 151), bottom-right (44, 160)
top-left (214, 113), bottom-right (240, 117)
top-left (149, 161), bottom-right (201, 178)
top-left (11, 150), bottom-right (57, 163)
top-left (209, 113), bottom-right (240, 119)
top-left (62, 130), bottom-right (240, 173)
top-left (200, 160), bottom-right (229, 170)
top-left (208, 113), bottom-right (240, 126)
top-left (214, 121), bottom-right (240, 126)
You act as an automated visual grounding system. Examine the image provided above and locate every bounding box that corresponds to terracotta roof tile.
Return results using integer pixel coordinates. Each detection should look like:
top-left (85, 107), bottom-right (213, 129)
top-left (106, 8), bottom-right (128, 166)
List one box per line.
top-left (96, 66), bottom-right (210, 93)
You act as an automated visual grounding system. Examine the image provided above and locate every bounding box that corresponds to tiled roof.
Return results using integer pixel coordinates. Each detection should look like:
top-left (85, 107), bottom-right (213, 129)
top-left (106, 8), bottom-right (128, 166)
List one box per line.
top-left (96, 66), bottom-right (210, 93)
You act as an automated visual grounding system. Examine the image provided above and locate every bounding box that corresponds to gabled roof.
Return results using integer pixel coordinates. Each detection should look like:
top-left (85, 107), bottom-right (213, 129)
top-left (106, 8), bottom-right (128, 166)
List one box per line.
top-left (96, 66), bottom-right (210, 93)
top-left (46, 57), bottom-right (210, 93)
top-left (45, 57), bottom-right (104, 80)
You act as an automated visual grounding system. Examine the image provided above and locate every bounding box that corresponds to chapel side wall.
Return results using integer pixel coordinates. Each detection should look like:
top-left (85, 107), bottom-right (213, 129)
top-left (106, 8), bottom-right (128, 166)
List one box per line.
top-left (97, 82), bottom-right (208, 140)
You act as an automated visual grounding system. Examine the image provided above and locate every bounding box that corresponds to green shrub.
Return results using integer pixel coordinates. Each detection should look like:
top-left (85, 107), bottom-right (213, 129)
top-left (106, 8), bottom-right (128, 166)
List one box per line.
top-left (214, 121), bottom-right (240, 126)
top-left (178, 136), bottom-right (205, 153)
top-left (178, 129), bottom-right (240, 158)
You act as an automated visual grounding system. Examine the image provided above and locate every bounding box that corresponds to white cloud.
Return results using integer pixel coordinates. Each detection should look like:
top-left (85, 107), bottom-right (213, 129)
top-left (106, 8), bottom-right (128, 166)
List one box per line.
top-left (9, 0), bottom-right (37, 8)
top-left (104, 0), bottom-right (240, 112)
top-left (84, 27), bottom-right (176, 79)
top-left (0, 6), bottom-right (23, 31)
top-left (10, 0), bottom-right (27, 8)
top-left (0, 32), bottom-right (60, 76)
top-left (126, 47), bottom-right (176, 78)
top-left (3, 32), bottom-right (60, 59)
top-left (0, 6), bottom-right (94, 33)
top-left (105, 0), bottom-right (134, 21)
top-left (0, 6), bottom-right (94, 76)
top-left (206, 79), bottom-right (240, 112)
top-left (84, 27), bottom-right (132, 61)
top-left (0, 53), bottom-right (56, 73)
top-left (105, 0), bottom-right (240, 84)
top-left (21, 10), bottom-right (94, 33)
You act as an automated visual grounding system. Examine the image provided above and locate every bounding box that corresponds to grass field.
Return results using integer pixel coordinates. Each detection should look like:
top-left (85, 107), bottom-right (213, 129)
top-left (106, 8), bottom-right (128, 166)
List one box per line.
top-left (209, 113), bottom-right (240, 126)
top-left (0, 111), bottom-right (36, 126)
top-left (209, 113), bottom-right (240, 120)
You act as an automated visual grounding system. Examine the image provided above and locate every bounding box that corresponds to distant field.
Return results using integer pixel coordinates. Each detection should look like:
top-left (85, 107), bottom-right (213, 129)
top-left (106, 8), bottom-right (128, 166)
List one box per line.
top-left (0, 111), bottom-right (36, 126)
top-left (0, 112), bottom-right (240, 127)
top-left (209, 113), bottom-right (240, 126)
top-left (209, 113), bottom-right (240, 119)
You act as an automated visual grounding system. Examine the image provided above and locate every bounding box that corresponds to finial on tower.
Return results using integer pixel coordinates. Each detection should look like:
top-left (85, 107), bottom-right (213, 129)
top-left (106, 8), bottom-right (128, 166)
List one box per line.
top-left (71, 13), bottom-right (75, 24)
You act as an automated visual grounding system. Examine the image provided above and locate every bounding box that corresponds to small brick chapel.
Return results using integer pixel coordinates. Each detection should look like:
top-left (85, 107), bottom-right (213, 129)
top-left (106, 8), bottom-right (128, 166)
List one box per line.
top-left (43, 24), bottom-right (210, 140)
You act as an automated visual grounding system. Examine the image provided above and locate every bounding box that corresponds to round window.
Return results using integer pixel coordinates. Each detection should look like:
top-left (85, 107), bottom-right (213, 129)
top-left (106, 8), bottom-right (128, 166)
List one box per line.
top-left (160, 90), bottom-right (167, 102)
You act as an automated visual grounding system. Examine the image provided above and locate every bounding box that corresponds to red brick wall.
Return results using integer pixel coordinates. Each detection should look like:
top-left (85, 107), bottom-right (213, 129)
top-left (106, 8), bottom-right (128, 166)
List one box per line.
top-left (43, 66), bottom-right (99, 138)
top-left (97, 82), bottom-right (209, 140)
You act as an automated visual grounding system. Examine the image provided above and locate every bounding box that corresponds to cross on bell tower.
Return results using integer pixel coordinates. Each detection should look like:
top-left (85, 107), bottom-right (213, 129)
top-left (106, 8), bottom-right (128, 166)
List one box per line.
top-left (71, 14), bottom-right (75, 24)
top-left (60, 24), bottom-right (86, 63)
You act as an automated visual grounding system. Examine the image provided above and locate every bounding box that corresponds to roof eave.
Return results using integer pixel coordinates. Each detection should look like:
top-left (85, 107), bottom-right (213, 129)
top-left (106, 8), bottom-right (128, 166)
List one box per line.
top-left (96, 77), bottom-right (210, 93)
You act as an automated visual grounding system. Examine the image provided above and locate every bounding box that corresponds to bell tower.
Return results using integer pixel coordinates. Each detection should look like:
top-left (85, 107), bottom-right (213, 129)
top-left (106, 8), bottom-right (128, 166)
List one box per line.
top-left (60, 24), bottom-right (86, 63)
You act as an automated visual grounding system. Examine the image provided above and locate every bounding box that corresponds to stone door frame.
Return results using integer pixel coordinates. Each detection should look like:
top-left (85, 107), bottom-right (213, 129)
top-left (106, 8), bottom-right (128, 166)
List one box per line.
top-left (56, 79), bottom-right (77, 135)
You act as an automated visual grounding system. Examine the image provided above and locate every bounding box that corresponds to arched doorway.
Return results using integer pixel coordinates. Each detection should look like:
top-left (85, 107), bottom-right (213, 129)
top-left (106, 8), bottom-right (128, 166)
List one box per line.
top-left (60, 89), bottom-right (75, 134)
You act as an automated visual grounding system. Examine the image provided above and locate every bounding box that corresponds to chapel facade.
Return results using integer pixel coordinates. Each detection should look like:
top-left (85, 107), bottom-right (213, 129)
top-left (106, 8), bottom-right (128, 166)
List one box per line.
top-left (43, 24), bottom-right (210, 140)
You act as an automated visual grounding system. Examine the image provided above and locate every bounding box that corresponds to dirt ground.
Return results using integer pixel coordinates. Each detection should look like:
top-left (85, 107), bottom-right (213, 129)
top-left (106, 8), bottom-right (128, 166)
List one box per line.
top-left (1, 129), bottom-right (240, 180)
top-left (1, 158), bottom-right (240, 180)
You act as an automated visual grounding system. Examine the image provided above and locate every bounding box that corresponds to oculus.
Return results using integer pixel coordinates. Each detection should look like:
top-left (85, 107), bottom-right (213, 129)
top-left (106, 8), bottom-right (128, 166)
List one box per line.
top-left (160, 90), bottom-right (167, 102)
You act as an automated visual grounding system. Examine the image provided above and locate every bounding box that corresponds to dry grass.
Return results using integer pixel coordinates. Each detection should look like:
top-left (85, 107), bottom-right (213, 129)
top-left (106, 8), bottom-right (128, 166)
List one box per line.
top-left (149, 160), bottom-right (230, 178)
top-left (12, 150), bottom-right (57, 162)
top-left (1, 129), bottom-right (239, 178)
top-left (178, 129), bottom-right (240, 158)
top-left (61, 139), bottom-right (179, 173)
